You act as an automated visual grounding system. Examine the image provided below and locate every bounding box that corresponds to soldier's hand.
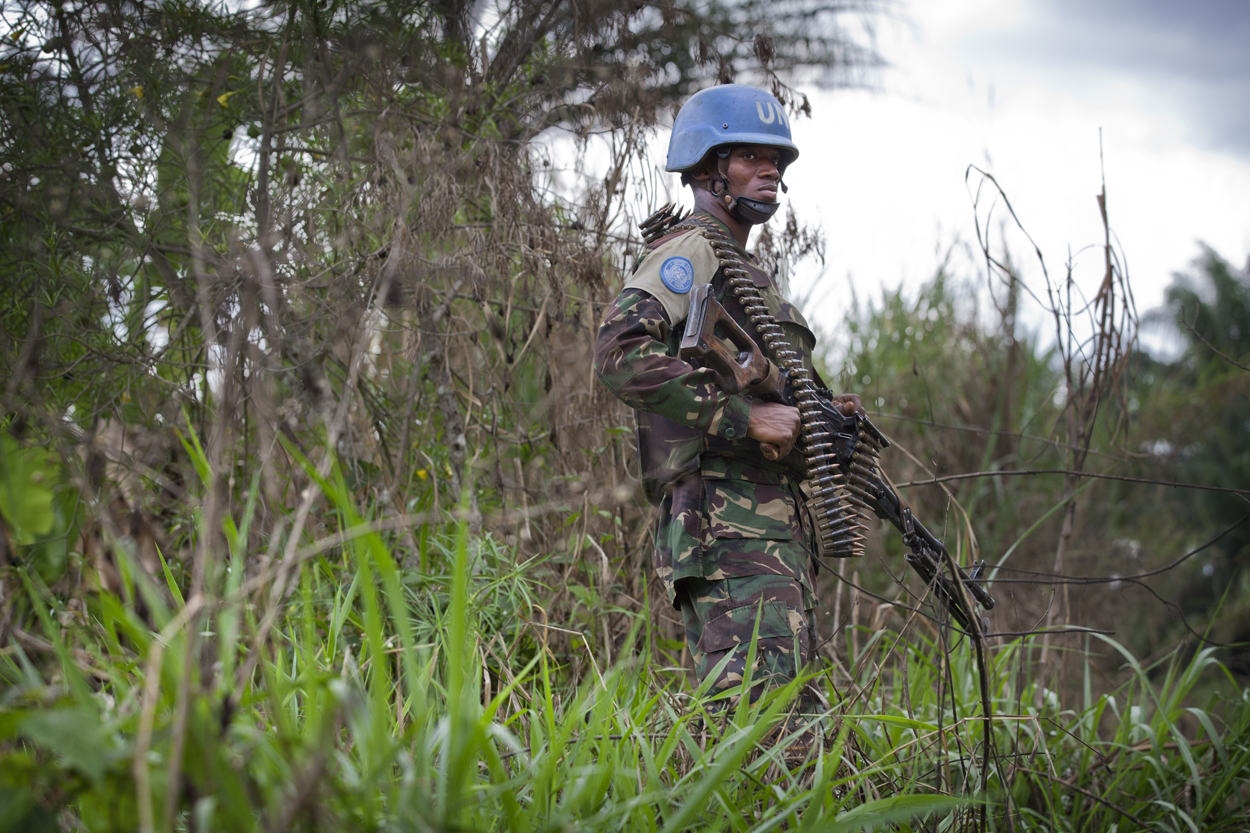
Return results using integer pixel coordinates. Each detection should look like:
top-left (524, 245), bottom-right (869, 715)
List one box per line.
top-left (829, 393), bottom-right (866, 417)
top-left (746, 402), bottom-right (801, 459)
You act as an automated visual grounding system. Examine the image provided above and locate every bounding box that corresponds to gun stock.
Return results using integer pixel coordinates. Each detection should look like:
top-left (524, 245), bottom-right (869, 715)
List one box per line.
top-left (679, 284), bottom-right (781, 397)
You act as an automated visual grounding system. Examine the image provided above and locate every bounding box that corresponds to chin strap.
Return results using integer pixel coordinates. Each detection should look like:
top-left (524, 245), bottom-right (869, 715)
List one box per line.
top-left (711, 150), bottom-right (787, 224)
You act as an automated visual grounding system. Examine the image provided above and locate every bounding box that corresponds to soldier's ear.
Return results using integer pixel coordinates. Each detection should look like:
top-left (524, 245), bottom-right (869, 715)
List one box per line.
top-left (681, 150), bottom-right (720, 187)
top-left (682, 166), bottom-right (714, 187)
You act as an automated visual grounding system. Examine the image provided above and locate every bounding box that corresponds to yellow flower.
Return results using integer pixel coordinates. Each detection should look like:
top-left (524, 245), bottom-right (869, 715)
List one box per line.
top-left (130, 86), bottom-right (143, 99)
top-left (416, 469), bottom-right (428, 480)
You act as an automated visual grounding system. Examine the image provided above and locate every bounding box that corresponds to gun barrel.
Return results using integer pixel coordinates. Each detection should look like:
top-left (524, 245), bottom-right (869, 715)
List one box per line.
top-left (847, 421), bottom-right (996, 614)
top-left (900, 511), bottom-right (996, 611)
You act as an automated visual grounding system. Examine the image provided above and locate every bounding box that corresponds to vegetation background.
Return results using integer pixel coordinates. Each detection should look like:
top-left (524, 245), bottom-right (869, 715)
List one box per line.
top-left (0, 0), bottom-right (1247, 829)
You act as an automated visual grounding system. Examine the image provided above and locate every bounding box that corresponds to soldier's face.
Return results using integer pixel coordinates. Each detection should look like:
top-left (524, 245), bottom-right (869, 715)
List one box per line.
top-left (724, 145), bottom-right (784, 203)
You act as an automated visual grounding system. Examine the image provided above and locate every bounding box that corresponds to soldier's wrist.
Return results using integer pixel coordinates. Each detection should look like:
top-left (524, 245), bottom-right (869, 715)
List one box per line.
top-left (714, 394), bottom-right (752, 441)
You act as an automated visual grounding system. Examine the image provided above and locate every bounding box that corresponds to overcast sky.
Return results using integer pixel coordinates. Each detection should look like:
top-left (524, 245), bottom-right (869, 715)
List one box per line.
top-left (778, 0), bottom-right (1250, 354)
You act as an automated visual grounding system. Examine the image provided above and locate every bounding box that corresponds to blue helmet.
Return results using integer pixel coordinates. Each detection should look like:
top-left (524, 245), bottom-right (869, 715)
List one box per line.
top-left (666, 84), bottom-right (799, 173)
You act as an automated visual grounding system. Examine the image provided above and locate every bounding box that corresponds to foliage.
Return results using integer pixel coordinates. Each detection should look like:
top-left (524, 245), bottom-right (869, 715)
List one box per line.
top-left (1133, 248), bottom-right (1250, 653)
top-left (0, 0), bottom-right (880, 689)
top-left (0, 0), bottom-right (883, 459)
top-left (1, 450), bottom-right (1247, 831)
top-left (1158, 247), bottom-right (1250, 562)
top-left (818, 234), bottom-right (1250, 688)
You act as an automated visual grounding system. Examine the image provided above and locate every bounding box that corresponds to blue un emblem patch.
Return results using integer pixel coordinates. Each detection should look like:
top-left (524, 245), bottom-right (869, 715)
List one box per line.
top-left (659, 256), bottom-right (694, 294)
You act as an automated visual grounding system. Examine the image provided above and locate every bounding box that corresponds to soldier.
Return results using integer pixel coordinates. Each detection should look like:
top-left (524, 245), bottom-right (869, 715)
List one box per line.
top-left (594, 84), bottom-right (861, 704)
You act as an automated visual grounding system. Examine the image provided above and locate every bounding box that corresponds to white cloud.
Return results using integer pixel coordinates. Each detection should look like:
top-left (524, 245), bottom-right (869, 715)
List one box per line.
top-left (779, 0), bottom-right (1250, 355)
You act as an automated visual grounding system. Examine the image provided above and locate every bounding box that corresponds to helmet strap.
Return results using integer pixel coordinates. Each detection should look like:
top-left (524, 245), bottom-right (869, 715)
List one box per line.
top-left (710, 150), bottom-right (782, 225)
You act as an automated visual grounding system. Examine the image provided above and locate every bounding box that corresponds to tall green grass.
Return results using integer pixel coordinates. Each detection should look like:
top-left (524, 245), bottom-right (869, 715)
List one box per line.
top-left (1, 443), bottom-right (1247, 831)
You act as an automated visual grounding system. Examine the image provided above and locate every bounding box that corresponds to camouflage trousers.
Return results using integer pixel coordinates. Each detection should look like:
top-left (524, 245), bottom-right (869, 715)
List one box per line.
top-left (677, 572), bottom-right (816, 703)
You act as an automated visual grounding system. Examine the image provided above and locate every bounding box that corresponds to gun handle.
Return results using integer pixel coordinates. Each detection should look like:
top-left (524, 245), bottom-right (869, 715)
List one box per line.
top-left (680, 285), bottom-right (780, 397)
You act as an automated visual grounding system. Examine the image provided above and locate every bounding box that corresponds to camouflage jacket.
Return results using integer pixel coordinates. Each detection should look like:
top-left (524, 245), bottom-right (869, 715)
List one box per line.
top-left (594, 214), bottom-right (822, 599)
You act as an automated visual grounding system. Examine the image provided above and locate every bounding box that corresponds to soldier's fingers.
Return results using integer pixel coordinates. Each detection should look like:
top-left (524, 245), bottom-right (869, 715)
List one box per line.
top-left (831, 393), bottom-right (865, 416)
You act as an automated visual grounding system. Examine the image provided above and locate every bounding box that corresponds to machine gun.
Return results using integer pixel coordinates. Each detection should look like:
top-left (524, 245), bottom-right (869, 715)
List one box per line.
top-left (808, 401), bottom-right (995, 633)
top-left (680, 285), bottom-right (995, 633)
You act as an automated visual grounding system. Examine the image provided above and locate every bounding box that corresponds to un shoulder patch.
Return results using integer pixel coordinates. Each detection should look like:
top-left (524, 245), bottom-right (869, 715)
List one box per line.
top-left (659, 256), bottom-right (694, 294)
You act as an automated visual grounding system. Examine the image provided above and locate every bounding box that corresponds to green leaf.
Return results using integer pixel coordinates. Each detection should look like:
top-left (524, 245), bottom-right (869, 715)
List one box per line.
top-left (812, 794), bottom-right (967, 832)
top-left (848, 713), bottom-right (939, 732)
top-left (0, 787), bottom-right (56, 833)
top-left (0, 711), bottom-right (27, 741)
top-left (0, 433), bottom-right (58, 545)
top-left (20, 708), bottom-right (110, 784)
top-left (157, 546), bottom-right (185, 607)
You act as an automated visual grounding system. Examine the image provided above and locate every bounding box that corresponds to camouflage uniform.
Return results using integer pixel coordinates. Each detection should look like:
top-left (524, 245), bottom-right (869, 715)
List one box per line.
top-left (594, 214), bottom-right (825, 698)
